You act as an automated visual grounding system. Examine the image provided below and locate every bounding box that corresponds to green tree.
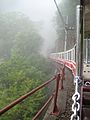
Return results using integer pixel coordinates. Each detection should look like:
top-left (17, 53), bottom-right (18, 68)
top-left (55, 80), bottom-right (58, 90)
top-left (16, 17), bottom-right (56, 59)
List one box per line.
top-left (0, 12), bottom-right (42, 59)
top-left (12, 29), bottom-right (42, 56)
top-left (0, 55), bottom-right (48, 120)
top-left (0, 12), bottom-right (54, 120)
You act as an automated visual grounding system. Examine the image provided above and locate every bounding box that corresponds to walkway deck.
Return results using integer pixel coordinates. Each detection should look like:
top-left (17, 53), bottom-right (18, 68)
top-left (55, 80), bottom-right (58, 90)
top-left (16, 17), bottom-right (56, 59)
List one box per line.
top-left (43, 68), bottom-right (74, 120)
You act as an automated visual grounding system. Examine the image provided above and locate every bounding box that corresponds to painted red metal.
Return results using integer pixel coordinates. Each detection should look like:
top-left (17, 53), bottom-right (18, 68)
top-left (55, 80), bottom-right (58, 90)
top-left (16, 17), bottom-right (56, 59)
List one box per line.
top-left (59, 74), bottom-right (64, 90)
top-left (0, 76), bottom-right (56, 115)
top-left (59, 66), bottom-right (65, 90)
top-left (32, 95), bottom-right (53, 120)
top-left (50, 56), bottom-right (76, 76)
top-left (51, 74), bottom-right (60, 116)
top-left (83, 86), bottom-right (90, 92)
top-left (62, 65), bottom-right (65, 81)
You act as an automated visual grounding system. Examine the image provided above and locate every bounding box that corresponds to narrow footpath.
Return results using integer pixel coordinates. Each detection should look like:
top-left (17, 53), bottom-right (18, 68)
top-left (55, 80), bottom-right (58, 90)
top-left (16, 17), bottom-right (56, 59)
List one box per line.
top-left (43, 68), bottom-right (75, 120)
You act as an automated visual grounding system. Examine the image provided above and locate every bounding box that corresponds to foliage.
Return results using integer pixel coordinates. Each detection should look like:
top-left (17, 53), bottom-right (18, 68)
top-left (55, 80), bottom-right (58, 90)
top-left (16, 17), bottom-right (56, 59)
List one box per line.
top-left (0, 12), bottom-right (55, 120)
top-left (0, 12), bottom-right (42, 58)
top-left (0, 54), bottom-right (54, 120)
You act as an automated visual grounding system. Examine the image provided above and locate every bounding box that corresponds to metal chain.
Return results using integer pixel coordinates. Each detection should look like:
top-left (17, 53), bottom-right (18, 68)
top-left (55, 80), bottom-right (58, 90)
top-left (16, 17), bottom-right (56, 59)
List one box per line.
top-left (85, 81), bottom-right (90, 86)
top-left (71, 76), bottom-right (80, 120)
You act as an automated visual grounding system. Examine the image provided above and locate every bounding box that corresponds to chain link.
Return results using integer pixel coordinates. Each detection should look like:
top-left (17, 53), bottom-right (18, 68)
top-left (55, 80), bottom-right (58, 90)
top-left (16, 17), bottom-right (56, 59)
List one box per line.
top-left (85, 81), bottom-right (90, 86)
top-left (71, 76), bottom-right (80, 120)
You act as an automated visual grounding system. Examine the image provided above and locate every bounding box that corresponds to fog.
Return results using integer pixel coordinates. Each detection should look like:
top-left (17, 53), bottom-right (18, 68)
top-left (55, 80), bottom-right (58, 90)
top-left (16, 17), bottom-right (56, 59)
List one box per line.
top-left (0, 0), bottom-right (57, 56)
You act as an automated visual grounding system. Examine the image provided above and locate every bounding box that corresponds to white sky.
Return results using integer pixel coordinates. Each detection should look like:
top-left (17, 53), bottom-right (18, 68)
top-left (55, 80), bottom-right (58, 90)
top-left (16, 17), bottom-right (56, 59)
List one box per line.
top-left (20, 0), bottom-right (56, 21)
top-left (1, 0), bottom-right (57, 22)
top-left (0, 0), bottom-right (58, 56)
top-left (17, 0), bottom-right (57, 55)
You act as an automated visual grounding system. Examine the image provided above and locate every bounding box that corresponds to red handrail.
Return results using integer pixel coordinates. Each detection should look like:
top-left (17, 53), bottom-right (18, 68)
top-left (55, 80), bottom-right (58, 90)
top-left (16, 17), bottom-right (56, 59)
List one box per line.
top-left (0, 69), bottom-right (65, 119)
top-left (0, 76), bottom-right (56, 115)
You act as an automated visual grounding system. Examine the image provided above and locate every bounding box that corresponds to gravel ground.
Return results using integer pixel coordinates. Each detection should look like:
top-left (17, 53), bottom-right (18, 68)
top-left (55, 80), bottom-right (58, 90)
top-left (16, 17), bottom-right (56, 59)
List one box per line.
top-left (56, 81), bottom-right (75, 120)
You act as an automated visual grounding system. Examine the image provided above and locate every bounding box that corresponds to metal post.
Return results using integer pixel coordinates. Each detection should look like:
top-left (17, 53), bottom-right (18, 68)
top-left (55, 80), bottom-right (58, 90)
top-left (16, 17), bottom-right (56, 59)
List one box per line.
top-left (75, 45), bottom-right (77, 62)
top-left (76, 5), bottom-right (84, 77)
top-left (64, 29), bottom-right (67, 51)
top-left (51, 74), bottom-right (60, 115)
top-left (62, 64), bottom-right (65, 81)
top-left (86, 39), bottom-right (88, 63)
top-left (64, 16), bottom-right (68, 51)
top-left (59, 72), bottom-right (64, 90)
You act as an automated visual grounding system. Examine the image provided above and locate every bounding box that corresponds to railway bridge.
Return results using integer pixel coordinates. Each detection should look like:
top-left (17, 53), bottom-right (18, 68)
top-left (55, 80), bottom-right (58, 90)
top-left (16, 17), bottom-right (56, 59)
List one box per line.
top-left (0, 0), bottom-right (90, 120)
top-left (0, 43), bottom-right (78, 120)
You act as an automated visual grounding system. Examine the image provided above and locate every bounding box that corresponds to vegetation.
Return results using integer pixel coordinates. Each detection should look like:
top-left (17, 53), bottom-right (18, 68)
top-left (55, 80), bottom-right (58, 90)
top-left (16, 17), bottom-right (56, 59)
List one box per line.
top-left (0, 12), bottom-right (42, 58)
top-left (0, 13), bottom-right (54, 120)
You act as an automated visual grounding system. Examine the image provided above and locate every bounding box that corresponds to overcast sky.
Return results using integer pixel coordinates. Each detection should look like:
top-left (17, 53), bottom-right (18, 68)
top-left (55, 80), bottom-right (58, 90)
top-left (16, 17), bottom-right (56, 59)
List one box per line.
top-left (0, 0), bottom-right (59, 56)
top-left (0, 0), bottom-right (57, 21)
top-left (19, 0), bottom-right (57, 22)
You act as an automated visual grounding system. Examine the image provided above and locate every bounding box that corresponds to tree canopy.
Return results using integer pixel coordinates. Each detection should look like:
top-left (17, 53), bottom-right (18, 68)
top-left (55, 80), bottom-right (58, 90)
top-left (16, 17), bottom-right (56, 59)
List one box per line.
top-left (0, 12), bottom-right (54, 120)
top-left (0, 12), bottom-right (42, 58)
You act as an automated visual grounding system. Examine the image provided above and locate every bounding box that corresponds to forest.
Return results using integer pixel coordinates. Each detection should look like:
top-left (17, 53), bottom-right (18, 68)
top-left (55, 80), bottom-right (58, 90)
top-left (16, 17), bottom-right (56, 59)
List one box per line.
top-left (0, 0), bottom-right (79, 119)
top-left (0, 12), bottom-right (55, 120)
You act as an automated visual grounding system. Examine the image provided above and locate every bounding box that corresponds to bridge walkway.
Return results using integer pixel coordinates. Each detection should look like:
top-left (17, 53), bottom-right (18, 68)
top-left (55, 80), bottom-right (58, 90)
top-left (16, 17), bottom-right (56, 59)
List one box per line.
top-left (43, 68), bottom-right (74, 120)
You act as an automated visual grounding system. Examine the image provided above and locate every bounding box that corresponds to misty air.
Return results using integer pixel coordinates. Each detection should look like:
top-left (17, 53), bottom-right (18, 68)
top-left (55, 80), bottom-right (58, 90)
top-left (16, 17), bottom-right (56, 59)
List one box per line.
top-left (0, 0), bottom-right (90, 120)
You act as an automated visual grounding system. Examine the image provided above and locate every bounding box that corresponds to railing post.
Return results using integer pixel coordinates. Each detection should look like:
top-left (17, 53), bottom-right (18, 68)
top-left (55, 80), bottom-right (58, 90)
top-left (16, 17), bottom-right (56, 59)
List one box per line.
top-left (76, 5), bottom-right (84, 77)
top-left (51, 74), bottom-right (60, 116)
top-left (62, 64), bottom-right (65, 81)
top-left (59, 73), bottom-right (64, 90)
top-left (59, 66), bottom-right (65, 90)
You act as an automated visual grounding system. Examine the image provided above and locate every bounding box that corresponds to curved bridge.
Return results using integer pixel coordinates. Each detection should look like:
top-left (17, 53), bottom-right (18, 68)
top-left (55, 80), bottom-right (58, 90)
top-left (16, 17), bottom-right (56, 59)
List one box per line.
top-left (1, 0), bottom-right (90, 119)
top-left (50, 45), bottom-right (76, 76)
top-left (0, 46), bottom-right (77, 120)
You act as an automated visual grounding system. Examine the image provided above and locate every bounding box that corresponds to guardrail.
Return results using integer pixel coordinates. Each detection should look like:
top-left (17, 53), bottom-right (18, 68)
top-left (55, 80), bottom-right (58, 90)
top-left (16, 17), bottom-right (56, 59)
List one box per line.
top-left (50, 44), bottom-right (76, 62)
top-left (50, 45), bottom-right (76, 76)
top-left (0, 45), bottom-right (76, 119)
top-left (0, 68), bottom-right (65, 119)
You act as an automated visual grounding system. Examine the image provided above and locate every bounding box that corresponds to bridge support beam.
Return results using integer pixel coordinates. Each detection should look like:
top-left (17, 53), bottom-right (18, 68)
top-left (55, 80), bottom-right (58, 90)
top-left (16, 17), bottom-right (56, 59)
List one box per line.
top-left (76, 4), bottom-right (84, 78)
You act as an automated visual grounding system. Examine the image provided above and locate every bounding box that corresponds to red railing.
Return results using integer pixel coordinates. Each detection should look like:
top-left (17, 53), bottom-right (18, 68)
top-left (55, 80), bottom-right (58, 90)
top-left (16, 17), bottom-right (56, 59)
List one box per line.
top-left (0, 67), bottom-right (65, 119)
